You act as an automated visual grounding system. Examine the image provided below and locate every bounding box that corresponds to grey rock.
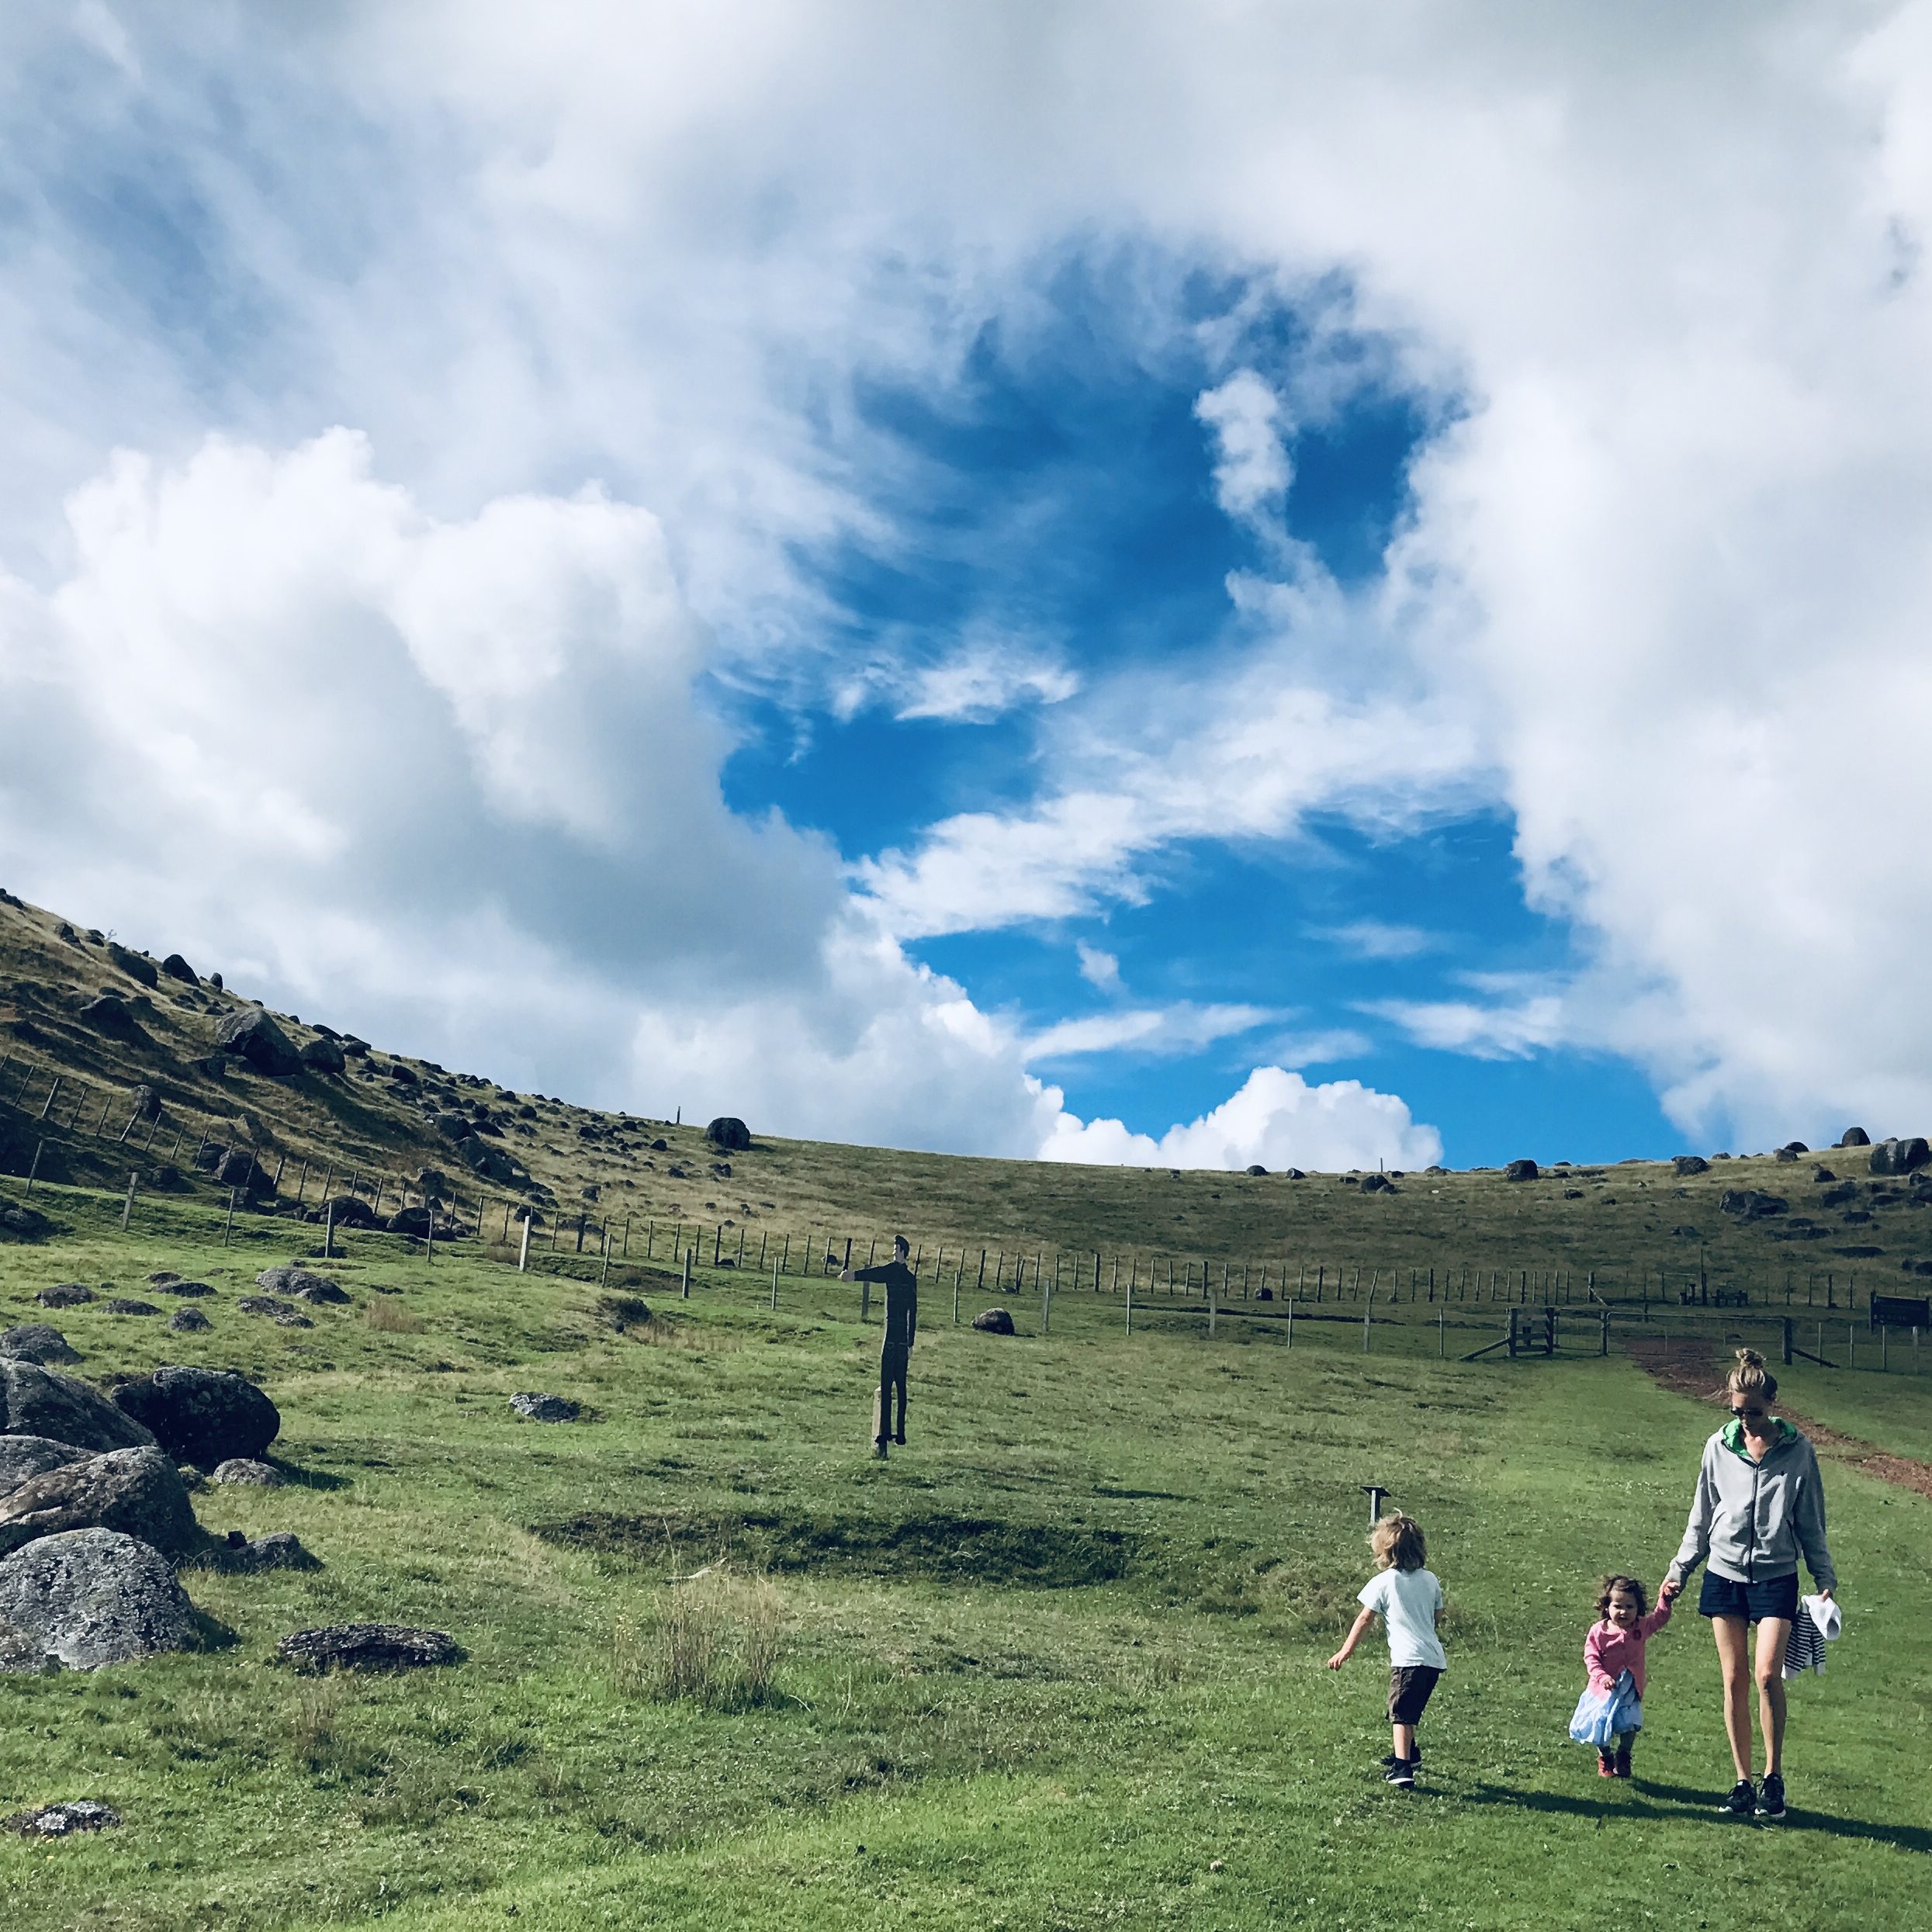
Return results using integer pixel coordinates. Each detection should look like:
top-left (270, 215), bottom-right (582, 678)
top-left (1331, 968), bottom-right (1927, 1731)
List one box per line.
top-left (0, 1198), bottom-right (53, 1242)
top-left (213, 1007), bottom-right (301, 1076)
top-left (276, 1622), bottom-right (461, 1672)
top-left (167, 1308), bottom-right (211, 1334)
top-left (105, 1299), bottom-right (159, 1316)
top-left (0, 1446), bottom-right (202, 1559)
top-left (457, 1135), bottom-right (525, 1186)
top-left (0, 1436), bottom-right (90, 1493)
top-left (161, 1279), bottom-right (215, 1297)
top-left (0, 1616), bottom-right (60, 1675)
top-left (0, 1325), bottom-right (79, 1366)
top-left (235, 1297), bottom-right (311, 1327)
top-left (1870, 1137), bottom-right (1930, 1176)
top-left (211, 1458), bottom-right (282, 1486)
top-left (314, 1194), bottom-right (376, 1229)
top-left (1504, 1158), bottom-right (1539, 1182)
top-left (1244, 1164), bottom-right (1267, 1176)
top-left (5, 1800), bottom-right (121, 1833)
top-left (1671, 1224), bottom-right (1701, 1238)
top-left (160, 952), bottom-right (199, 985)
top-left (79, 993), bottom-right (140, 1038)
top-left (1719, 1189), bottom-right (1788, 1220)
top-left (508, 1392), bottom-right (580, 1423)
top-left (0, 1360), bottom-right (157, 1452)
top-left (254, 1266), bottom-right (348, 1305)
top-left (1839, 1127), bottom-right (1871, 1147)
top-left (1283, 1168), bottom-right (1307, 1180)
top-left (971, 1307), bottom-right (1016, 1335)
top-left (434, 1111), bottom-right (472, 1141)
top-left (0, 1529), bottom-right (199, 1668)
top-left (130, 1084), bottom-right (163, 1121)
top-left (209, 1529), bottom-right (317, 1574)
top-left (415, 1168), bottom-right (449, 1200)
top-left (106, 941), bottom-right (158, 989)
top-left (112, 1366), bottom-right (279, 1466)
top-left (1359, 1172), bottom-right (1394, 1193)
top-left (298, 1036), bottom-right (345, 1075)
top-left (1673, 1155), bottom-right (1711, 1176)
top-left (705, 1116), bottom-right (752, 1151)
top-left (212, 1148), bottom-right (269, 1193)
top-left (1774, 1146), bottom-right (1799, 1162)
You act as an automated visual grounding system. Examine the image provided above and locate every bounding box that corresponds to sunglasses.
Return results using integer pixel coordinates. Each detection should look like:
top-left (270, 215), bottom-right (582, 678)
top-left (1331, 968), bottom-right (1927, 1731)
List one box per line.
top-left (1729, 1407), bottom-right (1769, 1424)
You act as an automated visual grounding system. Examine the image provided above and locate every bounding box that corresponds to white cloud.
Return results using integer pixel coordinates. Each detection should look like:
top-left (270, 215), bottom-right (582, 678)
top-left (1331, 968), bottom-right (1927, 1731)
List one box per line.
top-left (1193, 369), bottom-right (1291, 521)
top-left (1024, 1002), bottom-right (1276, 1062)
top-left (893, 643), bottom-right (1079, 722)
top-left (1319, 919), bottom-right (1441, 961)
top-left (1075, 941), bottom-right (1121, 992)
top-left (1041, 1066), bottom-right (1442, 1173)
top-left (1366, 993), bottom-right (1567, 1062)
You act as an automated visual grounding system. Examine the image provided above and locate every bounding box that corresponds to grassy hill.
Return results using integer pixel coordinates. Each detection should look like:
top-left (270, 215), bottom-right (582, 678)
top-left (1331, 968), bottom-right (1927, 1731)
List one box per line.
top-left (4, 887), bottom-right (1929, 1304)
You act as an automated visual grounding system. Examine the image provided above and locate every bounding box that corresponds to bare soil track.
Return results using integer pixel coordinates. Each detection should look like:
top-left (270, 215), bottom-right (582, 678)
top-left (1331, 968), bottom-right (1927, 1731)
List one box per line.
top-left (1629, 1335), bottom-right (1932, 1501)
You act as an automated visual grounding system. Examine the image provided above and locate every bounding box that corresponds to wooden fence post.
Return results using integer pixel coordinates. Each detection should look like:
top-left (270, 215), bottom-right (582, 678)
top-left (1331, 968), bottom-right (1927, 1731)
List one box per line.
top-left (120, 1172), bottom-right (138, 1231)
top-left (518, 1211), bottom-right (531, 1273)
top-left (25, 1140), bottom-right (43, 1193)
top-left (681, 1248), bottom-right (691, 1300)
top-left (222, 1186), bottom-right (237, 1247)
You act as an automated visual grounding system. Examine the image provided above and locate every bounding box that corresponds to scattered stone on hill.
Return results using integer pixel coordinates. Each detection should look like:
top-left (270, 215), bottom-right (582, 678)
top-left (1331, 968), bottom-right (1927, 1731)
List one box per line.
top-left (1672, 1155), bottom-right (1710, 1176)
top-left (0, 1437), bottom-right (89, 1493)
top-left (1821, 1181), bottom-right (1860, 1207)
top-left (456, 1135), bottom-right (525, 1186)
top-left (1813, 1165), bottom-right (1837, 1182)
top-left (1774, 1146), bottom-right (1799, 1162)
top-left (103, 1298), bottom-right (158, 1317)
top-left (78, 992), bottom-right (140, 1038)
top-left (105, 941), bottom-right (159, 988)
top-left (254, 1266), bottom-right (348, 1305)
top-left (705, 1116), bottom-right (752, 1152)
top-left (0, 1198), bottom-right (53, 1243)
top-left (1870, 1136), bottom-right (1930, 1176)
top-left (212, 1458), bottom-right (282, 1486)
top-left (1903, 1260), bottom-right (1932, 1277)
top-left (708, 1162), bottom-right (732, 1179)
top-left (0, 1326), bottom-right (79, 1366)
top-left (1671, 1224), bottom-right (1701, 1238)
top-left (207, 1529), bottom-right (317, 1574)
top-left (55, 921), bottom-right (78, 942)
top-left (150, 1165), bottom-right (184, 1191)
top-left (0, 1361), bottom-right (157, 1452)
top-left (1840, 1127), bottom-right (1871, 1146)
top-left (130, 1084), bottom-right (163, 1121)
top-left (168, 1308), bottom-right (211, 1335)
top-left (1719, 1189), bottom-right (1788, 1220)
top-left (971, 1308), bottom-right (1016, 1335)
top-left (0, 1446), bottom-right (202, 1559)
top-left (161, 1279), bottom-right (214, 1297)
top-left (433, 1110), bottom-right (470, 1140)
top-left (1834, 1243), bottom-right (1885, 1258)
top-left (416, 1167), bottom-right (448, 1200)
top-left (212, 1148), bottom-right (271, 1194)
top-left (509, 1392), bottom-right (580, 1423)
top-left (160, 952), bottom-right (199, 985)
top-left (1359, 1172), bottom-right (1394, 1193)
top-left (666, 1165), bottom-right (687, 1180)
top-left (6, 1799), bottom-right (123, 1833)
top-left (1243, 1163), bottom-right (1268, 1177)
top-left (34, 1283), bottom-right (92, 1309)
top-left (0, 1528), bottom-right (200, 1668)
top-left (339, 1035), bottom-right (368, 1056)
top-left (312, 1194), bottom-right (376, 1230)
top-left (236, 1297), bottom-right (312, 1328)
top-left (650, 1137), bottom-right (668, 1151)
top-left (276, 1622), bottom-right (461, 1673)
top-left (1563, 1187), bottom-right (1585, 1198)
top-left (298, 1036), bottom-right (345, 1075)
top-left (213, 1007), bottom-right (301, 1076)
top-left (112, 1366), bottom-right (279, 1466)
top-left (1504, 1158), bottom-right (1539, 1182)
top-left (1282, 1167), bottom-right (1307, 1180)
top-left (208, 971), bottom-right (222, 989)
top-left (580, 1184), bottom-right (601, 1203)
top-left (0, 1617), bottom-right (61, 1674)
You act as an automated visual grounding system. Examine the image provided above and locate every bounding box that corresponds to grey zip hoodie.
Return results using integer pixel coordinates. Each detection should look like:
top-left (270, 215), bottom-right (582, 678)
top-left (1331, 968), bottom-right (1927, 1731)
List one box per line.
top-left (1667, 1418), bottom-right (1837, 1593)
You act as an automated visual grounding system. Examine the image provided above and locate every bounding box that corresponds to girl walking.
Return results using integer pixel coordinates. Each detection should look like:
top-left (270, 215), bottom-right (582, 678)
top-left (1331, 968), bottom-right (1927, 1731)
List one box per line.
top-left (1573, 1574), bottom-right (1671, 1778)
top-left (1660, 1348), bottom-right (1837, 1819)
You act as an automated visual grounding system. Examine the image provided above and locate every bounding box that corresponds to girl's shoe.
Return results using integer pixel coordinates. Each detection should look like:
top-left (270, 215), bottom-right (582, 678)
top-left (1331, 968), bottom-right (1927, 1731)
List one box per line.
top-left (1612, 1744), bottom-right (1633, 1779)
top-left (1597, 1752), bottom-right (1615, 1778)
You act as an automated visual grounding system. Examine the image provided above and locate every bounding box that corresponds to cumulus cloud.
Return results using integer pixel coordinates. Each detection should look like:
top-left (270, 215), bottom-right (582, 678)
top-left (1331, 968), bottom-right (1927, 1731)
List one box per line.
top-left (1193, 369), bottom-right (1292, 520)
top-left (1041, 1066), bottom-right (1442, 1173)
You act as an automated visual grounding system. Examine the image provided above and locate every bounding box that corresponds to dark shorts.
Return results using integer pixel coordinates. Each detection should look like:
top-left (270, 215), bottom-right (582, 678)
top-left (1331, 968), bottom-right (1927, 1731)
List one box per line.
top-left (1388, 1665), bottom-right (1442, 1726)
top-left (1697, 1570), bottom-right (1799, 1623)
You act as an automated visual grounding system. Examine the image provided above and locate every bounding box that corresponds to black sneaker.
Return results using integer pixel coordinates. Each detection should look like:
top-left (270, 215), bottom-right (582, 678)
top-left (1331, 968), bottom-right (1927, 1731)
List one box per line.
top-left (1756, 1773), bottom-right (1786, 1819)
top-left (1384, 1760), bottom-right (1415, 1788)
top-left (1380, 1750), bottom-right (1423, 1770)
top-left (1718, 1778), bottom-right (1756, 1817)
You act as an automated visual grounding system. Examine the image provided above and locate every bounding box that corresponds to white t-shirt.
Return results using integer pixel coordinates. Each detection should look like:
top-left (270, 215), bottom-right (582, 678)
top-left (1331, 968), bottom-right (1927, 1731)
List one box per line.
top-left (1359, 1566), bottom-right (1446, 1670)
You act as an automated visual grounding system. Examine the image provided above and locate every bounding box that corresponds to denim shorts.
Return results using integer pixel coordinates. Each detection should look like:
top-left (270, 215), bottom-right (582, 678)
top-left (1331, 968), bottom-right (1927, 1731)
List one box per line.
top-left (1697, 1570), bottom-right (1799, 1623)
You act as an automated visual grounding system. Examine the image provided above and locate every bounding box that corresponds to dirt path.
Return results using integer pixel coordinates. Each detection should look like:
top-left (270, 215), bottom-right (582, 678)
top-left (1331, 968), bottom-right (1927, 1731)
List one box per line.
top-left (1627, 1336), bottom-right (1932, 1502)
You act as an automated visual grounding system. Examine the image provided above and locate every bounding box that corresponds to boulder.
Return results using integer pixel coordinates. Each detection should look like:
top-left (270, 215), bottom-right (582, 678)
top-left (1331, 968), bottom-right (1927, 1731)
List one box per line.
top-left (1870, 1137), bottom-right (1931, 1176)
top-left (161, 1279), bottom-right (214, 1297)
top-left (130, 1084), bottom-right (163, 1121)
top-left (0, 1446), bottom-right (202, 1559)
top-left (386, 1206), bottom-right (431, 1237)
top-left (1840, 1127), bottom-right (1871, 1147)
top-left (457, 1137), bottom-right (525, 1186)
top-left (213, 1007), bottom-right (301, 1076)
top-left (315, 1194), bottom-right (376, 1229)
top-left (434, 1112), bottom-right (472, 1141)
top-left (168, 1308), bottom-right (211, 1335)
top-left (210, 1529), bottom-right (317, 1574)
top-left (1359, 1172), bottom-right (1394, 1193)
top-left (105, 942), bottom-right (159, 989)
top-left (0, 1198), bottom-right (53, 1242)
top-left (508, 1392), bottom-right (580, 1423)
top-left (705, 1117), bottom-right (752, 1152)
top-left (0, 1325), bottom-right (79, 1366)
top-left (1671, 1224), bottom-right (1702, 1238)
top-left (0, 1615), bottom-right (61, 1674)
top-left (254, 1266), bottom-right (348, 1305)
top-left (78, 993), bottom-right (140, 1039)
top-left (1719, 1189), bottom-right (1788, 1220)
top-left (0, 1528), bottom-right (199, 1667)
top-left (1245, 1164), bottom-right (1267, 1176)
top-left (1504, 1159), bottom-right (1539, 1182)
top-left (211, 1458), bottom-right (282, 1486)
top-left (105, 1300), bottom-right (159, 1317)
top-left (236, 1297), bottom-right (311, 1328)
top-left (1774, 1146), bottom-right (1799, 1163)
top-left (415, 1168), bottom-right (449, 1201)
top-left (971, 1307), bottom-right (1016, 1335)
top-left (1781, 1141), bottom-right (1809, 1155)
top-left (212, 1148), bottom-right (269, 1194)
top-left (5, 1800), bottom-right (121, 1833)
top-left (1672, 1155), bottom-right (1710, 1177)
top-left (33, 1283), bottom-right (92, 1309)
top-left (0, 1436), bottom-right (90, 1493)
top-left (298, 1036), bottom-right (345, 1075)
top-left (160, 953), bottom-right (199, 985)
top-left (1283, 1168), bottom-right (1307, 1180)
top-left (650, 1137), bottom-right (668, 1152)
top-left (340, 1036), bottom-right (369, 1057)
top-left (275, 1622), bottom-right (462, 1673)
top-left (0, 1361), bottom-right (156, 1452)
top-left (111, 1366), bottom-right (279, 1466)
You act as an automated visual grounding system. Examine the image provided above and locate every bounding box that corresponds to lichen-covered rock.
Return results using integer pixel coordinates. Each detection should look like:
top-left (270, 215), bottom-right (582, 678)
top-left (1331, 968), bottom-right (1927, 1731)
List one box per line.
top-left (104, 1300), bottom-right (159, 1317)
top-left (0, 1529), bottom-right (199, 1668)
top-left (211, 1458), bottom-right (282, 1486)
top-left (705, 1116), bottom-right (752, 1151)
top-left (0, 1436), bottom-right (90, 1494)
top-left (36, 1283), bottom-right (93, 1309)
top-left (111, 1366), bottom-right (279, 1467)
top-left (0, 1198), bottom-right (54, 1242)
top-left (1504, 1158), bottom-right (1539, 1182)
top-left (971, 1307), bottom-right (1016, 1335)
top-left (0, 1325), bottom-right (79, 1366)
top-left (276, 1622), bottom-right (460, 1672)
top-left (168, 1308), bottom-right (212, 1335)
top-left (5, 1800), bottom-right (121, 1833)
top-left (254, 1266), bottom-right (348, 1305)
top-left (207, 1529), bottom-right (317, 1574)
top-left (0, 1361), bottom-right (157, 1452)
top-left (0, 1614), bottom-right (60, 1675)
top-left (508, 1392), bottom-right (580, 1423)
top-left (1672, 1155), bottom-right (1710, 1177)
top-left (213, 1007), bottom-right (301, 1075)
top-left (236, 1297), bottom-right (312, 1328)
top-left (0, 1446), bottom-right (202, 1559)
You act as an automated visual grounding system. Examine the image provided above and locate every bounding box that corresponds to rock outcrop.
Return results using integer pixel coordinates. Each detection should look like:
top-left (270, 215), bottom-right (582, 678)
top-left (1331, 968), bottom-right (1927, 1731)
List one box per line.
top-left (0, 1529), bottom-right (199, 1668)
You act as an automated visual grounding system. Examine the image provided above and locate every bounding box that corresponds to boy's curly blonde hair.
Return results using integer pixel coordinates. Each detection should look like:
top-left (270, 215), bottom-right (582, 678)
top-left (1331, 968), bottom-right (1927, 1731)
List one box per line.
top-left (1369, 1511), bottom-right (1426, 1572)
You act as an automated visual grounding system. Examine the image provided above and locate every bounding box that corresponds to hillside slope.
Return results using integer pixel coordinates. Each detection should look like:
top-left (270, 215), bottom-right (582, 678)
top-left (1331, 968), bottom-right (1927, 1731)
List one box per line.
top-left (3, 887), bottom-right (1930, 1295)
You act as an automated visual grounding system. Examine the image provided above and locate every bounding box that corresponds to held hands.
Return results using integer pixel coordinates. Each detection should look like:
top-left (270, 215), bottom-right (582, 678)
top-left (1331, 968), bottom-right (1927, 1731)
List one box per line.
top-left (1657, 1578), bottom-right (1681, 1605)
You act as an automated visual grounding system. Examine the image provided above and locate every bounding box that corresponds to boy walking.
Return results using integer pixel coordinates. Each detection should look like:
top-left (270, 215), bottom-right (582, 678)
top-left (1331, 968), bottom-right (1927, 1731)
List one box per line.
top-left (1327, 1511), bottom-right (1446, 1788)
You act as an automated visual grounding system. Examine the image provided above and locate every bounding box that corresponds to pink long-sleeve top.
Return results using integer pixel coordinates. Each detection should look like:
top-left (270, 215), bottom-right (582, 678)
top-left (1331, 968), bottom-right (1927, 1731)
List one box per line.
top-left (1584, 1599), bottom-right (1672, 1696)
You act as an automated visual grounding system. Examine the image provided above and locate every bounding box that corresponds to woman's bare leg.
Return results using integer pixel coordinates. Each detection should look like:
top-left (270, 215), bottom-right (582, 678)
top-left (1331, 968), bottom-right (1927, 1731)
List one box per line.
top-left (1753, 1617), bottom-right (1792, 1776)
top-left (1712, 1615), bottom-right (1754, 1780)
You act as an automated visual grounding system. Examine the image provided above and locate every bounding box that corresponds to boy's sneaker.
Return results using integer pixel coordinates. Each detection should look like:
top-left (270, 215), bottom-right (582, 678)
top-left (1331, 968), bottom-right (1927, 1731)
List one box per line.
top-left (1380, 1750), bottom-right (1423, 1770)
top-left (1383, 1759), bottom-right (1415, 1789)
top-left (1717, 1778), bottom-right (1756, 1817)
top-left (1756, 1773), bottom-right (1786, 1819)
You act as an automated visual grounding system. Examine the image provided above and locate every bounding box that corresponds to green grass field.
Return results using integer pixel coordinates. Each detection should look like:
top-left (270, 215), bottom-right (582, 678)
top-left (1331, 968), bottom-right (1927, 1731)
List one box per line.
top-left (3, 1180), bottom-right (1929, 1930)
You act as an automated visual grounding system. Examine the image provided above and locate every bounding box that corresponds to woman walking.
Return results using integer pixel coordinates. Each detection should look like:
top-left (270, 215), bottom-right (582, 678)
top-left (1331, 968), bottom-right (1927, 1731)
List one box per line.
top-left (1660, 1348), bottom-right (1837, 1820)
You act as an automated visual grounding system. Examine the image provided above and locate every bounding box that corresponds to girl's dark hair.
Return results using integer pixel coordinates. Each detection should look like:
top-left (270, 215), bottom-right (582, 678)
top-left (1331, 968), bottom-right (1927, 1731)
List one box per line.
top-left (1598, 1573), bottom-right (1649, 1619)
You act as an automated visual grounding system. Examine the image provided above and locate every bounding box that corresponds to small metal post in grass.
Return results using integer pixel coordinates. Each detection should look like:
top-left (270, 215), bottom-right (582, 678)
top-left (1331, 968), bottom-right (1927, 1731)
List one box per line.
top-left (576, 1215), bottom-right (587, 1255)
top-left (1362, 1484), bottom-right (1391, 1525)
top-left (1043, 1265), bottom-right (1051, 1335)
top-left (680, 1248), bottom-right (691, 1300)
top-left (624, 1216), bottom-right (632, 1259)
top-left (1362, 1290), bottom-right (1373, 1352)
top-left (1286, 1297), bottom-right (1294, 1349)
top-left (425, 1200), bottom-right (435, 1263)
top-left (1207, 1272), bottom-right (1215, 1339)
top-left (120, 1171), bottom-right (137, 1231)
top-left (757, 1229), bottom-right (765, 1269)
top-left (1125, 1269), bottom-right (1134, 1337)
top-left (599, 1227), bottom-right (611, 1287)
top-left (1440, 1306), bottom-right (1447, 1357)
top-left (25, 1139), bottom-right (43, 1192)
top-left (952, 1255), bottom-right (962, 1324)
top-left (518, 1211), bottom-right (531, 1273)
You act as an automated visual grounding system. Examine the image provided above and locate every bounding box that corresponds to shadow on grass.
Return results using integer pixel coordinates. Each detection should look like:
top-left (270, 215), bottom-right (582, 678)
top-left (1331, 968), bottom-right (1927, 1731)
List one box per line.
top-left (1463, 1778), bottom-right (1932, 1853)
top-left (268, 1456), bottom-right (351, 1491)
